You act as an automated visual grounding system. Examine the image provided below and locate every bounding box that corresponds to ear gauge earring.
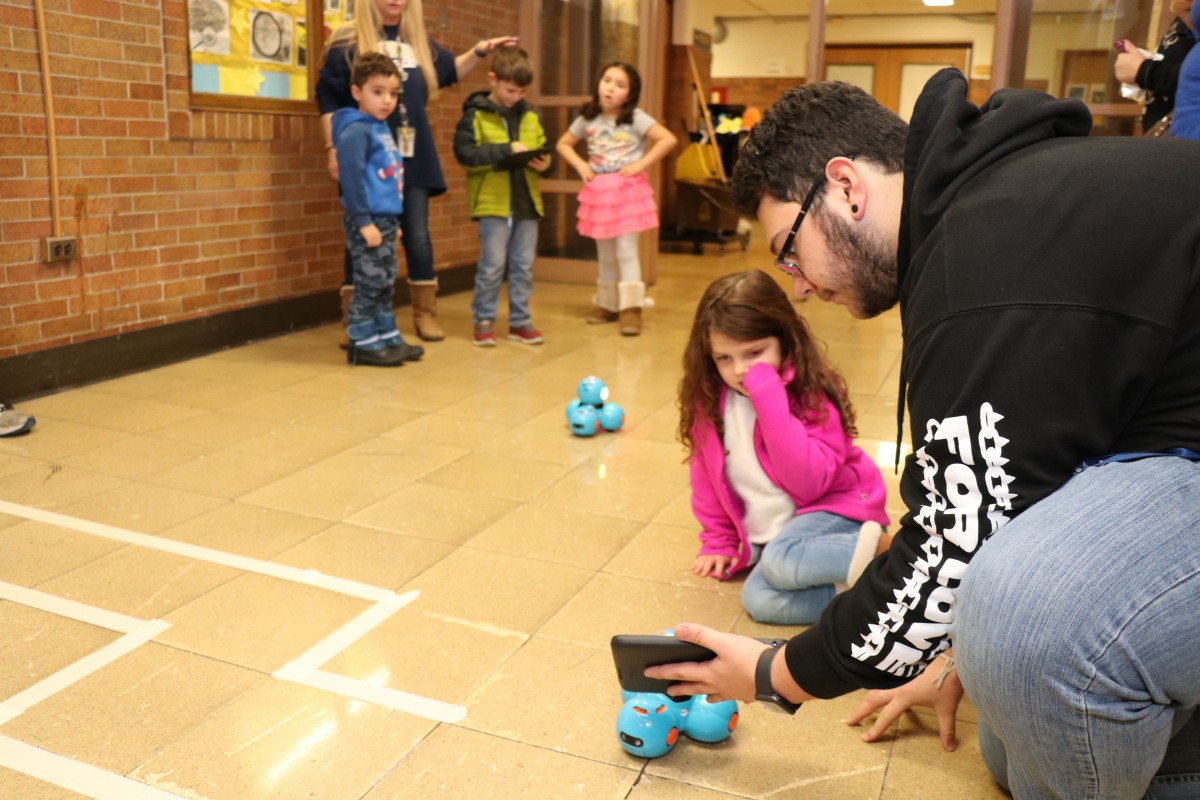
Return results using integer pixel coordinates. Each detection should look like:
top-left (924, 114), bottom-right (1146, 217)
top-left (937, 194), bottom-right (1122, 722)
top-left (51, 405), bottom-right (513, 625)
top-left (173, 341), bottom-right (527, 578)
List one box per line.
top-left (851, 204), bottom-right (859, 213)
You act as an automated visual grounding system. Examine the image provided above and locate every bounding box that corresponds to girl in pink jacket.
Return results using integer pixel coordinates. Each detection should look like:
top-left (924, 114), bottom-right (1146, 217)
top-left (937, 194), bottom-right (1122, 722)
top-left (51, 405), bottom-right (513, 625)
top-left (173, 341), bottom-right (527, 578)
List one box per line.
top-left (679, 270), bottom-right (890, 624)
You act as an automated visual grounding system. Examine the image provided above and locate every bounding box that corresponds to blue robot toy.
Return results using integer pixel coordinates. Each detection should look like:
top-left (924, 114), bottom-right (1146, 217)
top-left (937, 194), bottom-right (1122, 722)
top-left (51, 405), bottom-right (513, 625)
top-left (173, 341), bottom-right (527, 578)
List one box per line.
top-left (597, 402), bottom-right (624, 432)
top-left (567, 402), bottom-right (600, 437)
top-left (577, 376), bottom-right (609, 406)
top-left (616, 690), bottom-right (738, 758)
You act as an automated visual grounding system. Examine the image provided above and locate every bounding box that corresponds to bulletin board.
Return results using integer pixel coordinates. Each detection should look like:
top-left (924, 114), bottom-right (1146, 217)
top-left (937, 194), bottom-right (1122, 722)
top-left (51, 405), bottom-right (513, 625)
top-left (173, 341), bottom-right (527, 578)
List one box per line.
top-left (188, 0), bottom-right (312, 101)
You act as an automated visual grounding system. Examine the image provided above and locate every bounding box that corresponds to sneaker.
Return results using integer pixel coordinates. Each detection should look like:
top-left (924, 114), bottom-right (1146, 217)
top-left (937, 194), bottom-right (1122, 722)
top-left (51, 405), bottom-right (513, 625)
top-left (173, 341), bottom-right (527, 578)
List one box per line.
top-left (473, 320), bottom-right (496, 347)
top-left (0, 402), bottom-right (35, 437)
top-left (507, 323), bottom-right (544, 345)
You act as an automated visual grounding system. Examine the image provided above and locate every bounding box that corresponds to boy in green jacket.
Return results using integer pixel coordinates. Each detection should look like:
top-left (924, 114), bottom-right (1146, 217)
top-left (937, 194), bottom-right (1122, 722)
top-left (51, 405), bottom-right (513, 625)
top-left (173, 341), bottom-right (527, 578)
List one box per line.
top-left (452, 48), bottom-right (551, 346)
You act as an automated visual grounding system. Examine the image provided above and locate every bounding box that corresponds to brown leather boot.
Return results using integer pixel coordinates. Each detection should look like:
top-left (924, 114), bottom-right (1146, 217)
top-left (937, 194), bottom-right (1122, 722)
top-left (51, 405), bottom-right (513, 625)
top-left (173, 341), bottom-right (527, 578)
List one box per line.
top-left (618, 307), bottom-right (642, 336)
top-left (408, 280), bottom-right (445, 342)
top-left (588, 307), bottom-right (619, 324)
top-left (617, 281), bottom-right (645, 336)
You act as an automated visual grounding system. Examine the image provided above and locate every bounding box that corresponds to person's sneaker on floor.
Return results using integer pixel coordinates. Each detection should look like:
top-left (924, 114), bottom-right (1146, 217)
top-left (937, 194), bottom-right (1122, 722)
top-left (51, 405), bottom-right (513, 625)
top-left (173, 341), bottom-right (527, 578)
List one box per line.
top-left (507, 323), bottom-right (544, 345)
top-left (0, 402), bottom-right (36, 437)
top-left (473, 319), bottom-right (496, 347)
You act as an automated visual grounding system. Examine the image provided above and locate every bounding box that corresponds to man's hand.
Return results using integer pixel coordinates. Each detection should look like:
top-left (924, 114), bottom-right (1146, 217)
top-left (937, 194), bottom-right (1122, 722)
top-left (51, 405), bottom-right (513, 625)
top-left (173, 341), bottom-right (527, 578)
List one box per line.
top-left (1114, 40), bottom-right (1147, 84)
top-left (527, 154), bottom-right (550, 172)
top-left (511, 142), bottom-right (529, 154)
top-left (845, 652), bottom-right (964, 751)
top-left (327, 147), bottom-right (339, 182)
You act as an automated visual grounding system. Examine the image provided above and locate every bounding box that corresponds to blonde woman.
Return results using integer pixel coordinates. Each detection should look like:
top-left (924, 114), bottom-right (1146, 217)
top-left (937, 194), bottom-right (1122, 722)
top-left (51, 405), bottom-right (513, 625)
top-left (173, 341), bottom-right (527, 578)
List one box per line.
top-left (318, 0), bottom-right (516, 342)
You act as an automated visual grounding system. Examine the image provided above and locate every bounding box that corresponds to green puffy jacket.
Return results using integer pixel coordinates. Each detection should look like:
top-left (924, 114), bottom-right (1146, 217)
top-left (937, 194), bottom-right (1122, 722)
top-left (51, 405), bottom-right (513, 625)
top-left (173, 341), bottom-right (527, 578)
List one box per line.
top-left (452, 90), bottom-right (548, 219)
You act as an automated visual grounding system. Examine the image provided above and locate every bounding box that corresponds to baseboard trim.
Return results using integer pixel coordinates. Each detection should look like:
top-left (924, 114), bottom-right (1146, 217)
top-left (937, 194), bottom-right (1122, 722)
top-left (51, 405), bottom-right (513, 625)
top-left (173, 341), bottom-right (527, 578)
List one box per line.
top-left (1, 264), bottom-right (476, 402)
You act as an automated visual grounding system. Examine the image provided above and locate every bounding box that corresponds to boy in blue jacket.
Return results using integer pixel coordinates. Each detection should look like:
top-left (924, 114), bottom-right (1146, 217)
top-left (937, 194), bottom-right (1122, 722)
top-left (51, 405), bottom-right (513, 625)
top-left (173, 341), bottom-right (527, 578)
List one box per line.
top-left (332, 52), bottom-right (423, 367)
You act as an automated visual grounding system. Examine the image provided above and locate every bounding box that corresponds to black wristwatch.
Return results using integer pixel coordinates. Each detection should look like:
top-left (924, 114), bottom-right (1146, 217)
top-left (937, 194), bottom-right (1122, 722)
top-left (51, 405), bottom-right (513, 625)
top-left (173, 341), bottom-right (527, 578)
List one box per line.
top-left (755, 644), bottom-right (801, 714)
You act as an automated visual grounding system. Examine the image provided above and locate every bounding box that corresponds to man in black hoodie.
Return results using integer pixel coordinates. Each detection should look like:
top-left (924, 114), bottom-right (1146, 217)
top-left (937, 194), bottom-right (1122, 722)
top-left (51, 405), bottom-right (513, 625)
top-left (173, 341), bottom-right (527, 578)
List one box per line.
top-left (648, 69), bottom-right (1200, 799)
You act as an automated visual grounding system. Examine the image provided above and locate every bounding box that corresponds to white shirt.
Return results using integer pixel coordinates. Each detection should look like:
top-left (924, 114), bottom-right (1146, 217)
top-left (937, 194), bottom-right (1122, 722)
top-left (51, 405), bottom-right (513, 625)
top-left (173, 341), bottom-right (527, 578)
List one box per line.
top-left (722, 391), bottom-right (796, 545)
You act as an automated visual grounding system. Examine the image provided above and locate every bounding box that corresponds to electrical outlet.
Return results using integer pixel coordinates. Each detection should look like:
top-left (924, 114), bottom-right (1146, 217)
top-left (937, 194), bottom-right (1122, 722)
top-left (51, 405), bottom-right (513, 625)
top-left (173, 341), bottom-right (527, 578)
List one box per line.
top-left (43, 236), bottom-right (77, 262)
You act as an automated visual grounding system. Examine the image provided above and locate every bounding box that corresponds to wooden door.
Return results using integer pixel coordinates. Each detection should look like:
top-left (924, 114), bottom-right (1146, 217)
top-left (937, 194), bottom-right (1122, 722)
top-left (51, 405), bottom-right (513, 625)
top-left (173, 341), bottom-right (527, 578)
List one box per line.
top-left (824, 44), bottom-right (971, 120)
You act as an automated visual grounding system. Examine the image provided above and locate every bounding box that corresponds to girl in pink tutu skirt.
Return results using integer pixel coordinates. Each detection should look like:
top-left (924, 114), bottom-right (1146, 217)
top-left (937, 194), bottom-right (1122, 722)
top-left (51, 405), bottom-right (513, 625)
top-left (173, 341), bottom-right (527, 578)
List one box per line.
top-left (555, 63), bottom-right (678, 335)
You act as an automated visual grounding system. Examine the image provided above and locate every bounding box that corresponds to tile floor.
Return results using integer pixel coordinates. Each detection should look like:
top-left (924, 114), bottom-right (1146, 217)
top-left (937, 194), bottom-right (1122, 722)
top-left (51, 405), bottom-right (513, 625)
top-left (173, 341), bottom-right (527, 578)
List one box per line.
top-left (0, 230), bottom-right (1008, 799)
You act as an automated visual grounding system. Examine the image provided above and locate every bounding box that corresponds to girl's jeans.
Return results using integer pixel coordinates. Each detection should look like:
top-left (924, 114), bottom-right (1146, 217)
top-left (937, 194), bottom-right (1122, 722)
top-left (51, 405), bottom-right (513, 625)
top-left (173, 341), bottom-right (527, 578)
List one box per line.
top-left (741, 511), bottom-right (861, 625)
top-left (956, 455), bottom-right (1200, 799)
top-left (470, 217), bottom-right (537, 327)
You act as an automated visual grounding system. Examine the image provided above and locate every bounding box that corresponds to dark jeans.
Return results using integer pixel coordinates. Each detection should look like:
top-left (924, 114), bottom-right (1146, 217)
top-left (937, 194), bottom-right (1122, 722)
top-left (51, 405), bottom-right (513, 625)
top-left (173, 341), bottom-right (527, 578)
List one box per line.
top-left (342, 184), bottom-right (436, 285)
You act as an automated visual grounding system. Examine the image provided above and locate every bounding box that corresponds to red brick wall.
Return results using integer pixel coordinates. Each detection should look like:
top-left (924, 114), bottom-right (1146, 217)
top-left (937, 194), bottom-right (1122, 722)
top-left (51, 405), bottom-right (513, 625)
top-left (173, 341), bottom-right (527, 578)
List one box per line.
top-left (0, 0), bottom-right (516, 357)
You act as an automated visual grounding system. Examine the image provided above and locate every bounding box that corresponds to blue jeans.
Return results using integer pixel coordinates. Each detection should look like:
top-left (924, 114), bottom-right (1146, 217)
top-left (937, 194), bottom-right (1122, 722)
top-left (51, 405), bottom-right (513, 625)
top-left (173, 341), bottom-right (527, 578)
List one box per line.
top-left (956, 456), bottom-right (1200, 799)
top-left (741, 511), bottom-right (861, 625)
top-left (400, 184), bottom-right (435, 282)
top-left (470, 217), bottom-right (538, 327)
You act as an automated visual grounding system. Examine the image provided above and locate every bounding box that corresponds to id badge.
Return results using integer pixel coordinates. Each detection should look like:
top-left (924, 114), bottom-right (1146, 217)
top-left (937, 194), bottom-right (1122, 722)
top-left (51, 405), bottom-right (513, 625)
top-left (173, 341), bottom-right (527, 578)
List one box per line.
top-left (398, 125), bottom-right (415, 158)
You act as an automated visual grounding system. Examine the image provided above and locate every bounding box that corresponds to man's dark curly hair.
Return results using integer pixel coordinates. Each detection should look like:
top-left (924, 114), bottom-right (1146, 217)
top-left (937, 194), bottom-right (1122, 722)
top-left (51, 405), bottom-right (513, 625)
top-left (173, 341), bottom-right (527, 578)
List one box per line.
top-left (731, 81), bottom-right (908, 218)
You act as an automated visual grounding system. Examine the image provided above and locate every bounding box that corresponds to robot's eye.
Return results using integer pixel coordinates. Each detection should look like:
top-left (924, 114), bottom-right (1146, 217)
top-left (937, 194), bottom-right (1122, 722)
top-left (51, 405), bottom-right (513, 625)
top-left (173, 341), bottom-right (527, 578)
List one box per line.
top-left (633, 707), bottom-right (648, 716)
top-left (654, 705), bottom-right (666, 714)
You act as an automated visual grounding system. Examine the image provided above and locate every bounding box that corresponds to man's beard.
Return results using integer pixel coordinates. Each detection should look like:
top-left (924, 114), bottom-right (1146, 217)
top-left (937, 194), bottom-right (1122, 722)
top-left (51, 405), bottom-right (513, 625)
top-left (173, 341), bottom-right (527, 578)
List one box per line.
top-left (814, 207), bottom-right (899, 318)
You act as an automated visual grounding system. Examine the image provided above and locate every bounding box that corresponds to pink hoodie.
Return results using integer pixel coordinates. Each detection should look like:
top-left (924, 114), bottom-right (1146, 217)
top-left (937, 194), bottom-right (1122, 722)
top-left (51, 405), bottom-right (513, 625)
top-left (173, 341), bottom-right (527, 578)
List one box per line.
top-left (689, 362), bottom-right (890, 578)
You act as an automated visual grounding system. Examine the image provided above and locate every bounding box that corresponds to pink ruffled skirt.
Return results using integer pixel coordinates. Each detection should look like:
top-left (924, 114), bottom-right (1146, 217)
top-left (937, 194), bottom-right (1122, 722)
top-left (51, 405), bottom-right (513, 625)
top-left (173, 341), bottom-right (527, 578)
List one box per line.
top-left (576, 172), bottom-right (659, 239)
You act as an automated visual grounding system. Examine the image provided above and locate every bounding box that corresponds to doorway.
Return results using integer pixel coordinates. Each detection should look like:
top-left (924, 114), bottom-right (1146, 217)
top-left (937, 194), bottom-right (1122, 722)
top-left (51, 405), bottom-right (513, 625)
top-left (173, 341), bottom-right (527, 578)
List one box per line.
top-left (519, 0), bottom-right (668, 284)
top-left (824, 44), bottom-right (971, 121)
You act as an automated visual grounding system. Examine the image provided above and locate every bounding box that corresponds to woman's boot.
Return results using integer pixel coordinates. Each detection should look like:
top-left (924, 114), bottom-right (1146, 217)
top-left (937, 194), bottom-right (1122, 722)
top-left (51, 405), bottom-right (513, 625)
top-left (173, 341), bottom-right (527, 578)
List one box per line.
top-left (408, 279), bottom-right (445, 342)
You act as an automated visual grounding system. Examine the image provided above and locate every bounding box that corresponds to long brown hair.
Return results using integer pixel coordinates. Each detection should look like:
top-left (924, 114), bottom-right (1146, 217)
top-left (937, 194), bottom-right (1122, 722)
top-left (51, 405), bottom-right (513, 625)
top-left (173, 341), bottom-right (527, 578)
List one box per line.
top-left (677, 270), bottom-right (857, 456)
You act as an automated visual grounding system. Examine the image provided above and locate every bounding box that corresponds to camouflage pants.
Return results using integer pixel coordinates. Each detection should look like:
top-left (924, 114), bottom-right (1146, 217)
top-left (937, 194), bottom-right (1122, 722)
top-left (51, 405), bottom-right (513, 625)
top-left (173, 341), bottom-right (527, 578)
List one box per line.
top-left (343, 213), bottom-right (398, 322)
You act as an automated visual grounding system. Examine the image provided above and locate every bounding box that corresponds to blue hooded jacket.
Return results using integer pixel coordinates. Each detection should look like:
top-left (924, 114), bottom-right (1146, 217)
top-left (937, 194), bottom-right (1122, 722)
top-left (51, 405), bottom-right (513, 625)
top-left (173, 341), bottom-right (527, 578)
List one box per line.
top-left (332, 107), bottom-right (403, 226)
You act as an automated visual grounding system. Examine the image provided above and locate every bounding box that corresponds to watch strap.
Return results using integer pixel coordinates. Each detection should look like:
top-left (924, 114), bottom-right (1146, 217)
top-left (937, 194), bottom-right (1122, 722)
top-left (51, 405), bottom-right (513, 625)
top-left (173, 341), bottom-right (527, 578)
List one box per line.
top-left (754, 645), bottom-right (801, 714)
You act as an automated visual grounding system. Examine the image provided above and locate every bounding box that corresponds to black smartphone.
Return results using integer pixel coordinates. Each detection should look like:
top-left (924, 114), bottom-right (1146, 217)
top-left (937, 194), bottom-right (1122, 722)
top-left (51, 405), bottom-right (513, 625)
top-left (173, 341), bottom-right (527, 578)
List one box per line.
top-left (610, 634), bottom-right (789, 695)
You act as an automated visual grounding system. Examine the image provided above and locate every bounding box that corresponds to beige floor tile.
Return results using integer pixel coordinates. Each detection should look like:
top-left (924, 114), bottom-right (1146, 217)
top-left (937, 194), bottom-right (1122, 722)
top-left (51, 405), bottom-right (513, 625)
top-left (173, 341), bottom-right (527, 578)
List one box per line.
top-left (86, 369), bottom-right (197, 399)
top-left (467, 502), bottom-right (643, 571)
top-left (347, 482), bottom-right (518, 543)
top-left (298, 398), bottom-right (422, 437)
top-left (321, 605), bottom-right (526, 705)
top-left (460, 636), bottom-right (625, 762)
top-left (150, 409), bottom-right (278, 449)
top-left (37, 544), bottom-right (240, 618)
top-left (627, 774), bottom-right (759, 799)
top-left (402, 547), bottom-right (594, 634)
top-left (379, 411), bottom-right (502, 449)
top-left (225, 421), bottom-right (363, 464)
top-left (0, 603), bottom-right (120, 699)
top-left (533, 457), bottom-right (685, 522)
top-left (60, 481), bottom-right (226, 533)
top-left (3, 643), bottom-right (262, 774)
top-left (157, 502), bottom-right (333, 559)
top-left (128, 678), bottom-right (437, 800)
top-left (59, 433), bottom-right (210, 480)
top-left (538, 573), bottom-right (745, 651)
top-left (273, 522), bottom-right (454, 589)
top-left (0, 769), bottom-right (91, 800)
top-left (606, 522), bottom-right (740, 594)
top-left (220, 389), bottom-right (344, 422)
top-left (475, 418), bottom-right (610, 465)
top-left (0, 463), bottom-right (128, 510)
top-left (652, 488), bottom-right (699, 528)
top-left (646, 693), bottom-right (890, 799)
top-left (156, 573), bottom-right (370, 672)
top-left (0, 418), bottom-right (127, 461)
top-left (0, 521), bottom-right (127, 586)
top-left (882, 717), bottom-right (1008, 799)
top-left (237, 453), bottom-right (416, 522)
top-left (144, 375), bottom-right (270, 410)
top-left (361, 726), bottom-right (639, 800)
top-left (418, 451), bottom-right (573, 501)
top-left (145, 449), bottom-right (305, 499)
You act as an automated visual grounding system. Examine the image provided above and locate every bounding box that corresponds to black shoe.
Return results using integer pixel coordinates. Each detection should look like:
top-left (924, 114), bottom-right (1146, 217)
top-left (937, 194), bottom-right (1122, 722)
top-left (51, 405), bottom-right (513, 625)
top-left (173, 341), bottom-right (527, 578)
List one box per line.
top-left (347, 345), bottom-right (407, 367)
top-left (386, 340), bottom-right (424, 361)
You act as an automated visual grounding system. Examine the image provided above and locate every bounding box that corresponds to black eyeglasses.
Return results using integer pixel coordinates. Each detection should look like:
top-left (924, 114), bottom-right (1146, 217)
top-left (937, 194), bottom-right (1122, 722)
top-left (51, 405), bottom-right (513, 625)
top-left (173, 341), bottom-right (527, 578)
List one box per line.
top-left (772, 177), bottom-right (825, 278)
top-left (772, 155), bottom-right (855, 279)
